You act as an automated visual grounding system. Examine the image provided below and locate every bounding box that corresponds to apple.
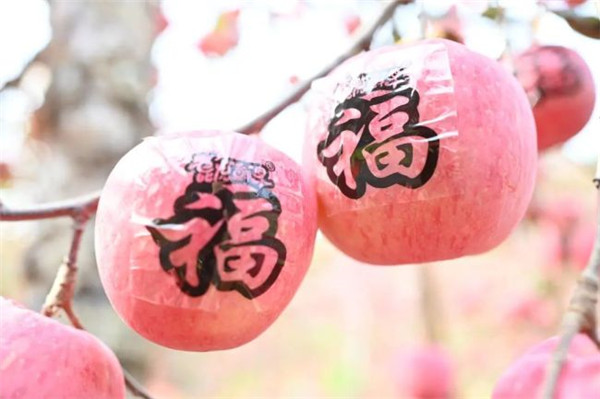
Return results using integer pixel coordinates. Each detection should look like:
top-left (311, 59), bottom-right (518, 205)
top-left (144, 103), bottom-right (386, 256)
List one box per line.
top-left (569, 223), bottom-right (595, 271)
top-left (493, 333), bottom-right (600, 398)
top-left (0, 297), bottom-right (125, 399)
top-left (304, 38), bottom-right (536, 265)
top-left (514, 45), bottom-right (596, 150)
top-left (95, 131), bottom-right (317, 351)
top-left (541, 196), bottom-right (582, 233)
top-left (538, 220), bottom-right (565, 270)
top-left (394, 345), bottom-right (455, 399)
top-left (502, 293), bottom-right (554, 328)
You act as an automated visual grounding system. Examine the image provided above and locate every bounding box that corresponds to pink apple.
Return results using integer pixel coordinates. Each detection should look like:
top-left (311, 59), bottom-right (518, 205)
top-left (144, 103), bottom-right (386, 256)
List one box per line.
top-left (0, 297), bottom-right (125, 399)
top-left (514, 45), bottom-right (596, 150)
top-left (541, 196), bottom-right (583, 233)
top-left (569, 223), bottom-right (595, 271)
top-left (304, 38), bottom-right (536, 264)
top-left (502, 293), bottom-right (554, 328)
top-left (394, 345), bottom-right (455, 399)
top-left (493, 333), bottom-right (600, 398)
top-left (538, 220), bottom-right (565, 270)
top-left (95, 131), bottom-right (317, 351)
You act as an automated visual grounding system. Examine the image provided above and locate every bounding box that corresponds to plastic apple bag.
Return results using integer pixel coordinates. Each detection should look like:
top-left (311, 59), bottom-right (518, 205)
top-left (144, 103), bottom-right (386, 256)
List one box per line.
top-left (306, 41), bottom-right (459, 215)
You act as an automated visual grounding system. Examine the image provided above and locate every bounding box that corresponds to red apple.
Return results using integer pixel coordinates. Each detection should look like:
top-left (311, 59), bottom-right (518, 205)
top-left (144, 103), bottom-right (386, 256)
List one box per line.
top-left (0, 297), bottom-right (125, 398)
top-left (95, 131), bottom-right (317, 351)
top-left (514, 45), bottom-right (596, 150)
top-left (304, 38), bottom-right (536, 264)
top-left (493, 333), bottom-right (600, 398)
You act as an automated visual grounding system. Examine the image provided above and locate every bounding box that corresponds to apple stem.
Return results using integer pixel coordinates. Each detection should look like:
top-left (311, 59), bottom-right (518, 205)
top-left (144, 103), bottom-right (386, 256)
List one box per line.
top-left (541, 168), bottom-right (600, 399)
top-left (236, 0), bottom-right (411, 135)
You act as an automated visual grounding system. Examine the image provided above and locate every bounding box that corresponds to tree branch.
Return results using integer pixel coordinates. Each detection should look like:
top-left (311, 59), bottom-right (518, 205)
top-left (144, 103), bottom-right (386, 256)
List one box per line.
top-left (123, 369), bottom-right (156, 399)
top-left (541, 163), bottom-right (600, 399)
top-left (418, 265), bottom-right (442, 343)
top-left (0, 190), bottom-right (101, 221)
top-left (31, 199), bottom-right (155, 398)
top-left (40, 215), bottom-right (87, 329)
top-left (237, 0), bottom-right (411, 135)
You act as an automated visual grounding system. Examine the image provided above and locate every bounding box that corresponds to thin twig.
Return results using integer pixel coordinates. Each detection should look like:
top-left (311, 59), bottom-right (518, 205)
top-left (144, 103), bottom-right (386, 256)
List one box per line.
top-left (40, 214), bottom-right (88, 326)
top-left (0, 190), bottom-right (101, 221)
top-left (123, 369), bottom-right (156, 399)
top-left (541, 167), bottom-right (600, 399)
top-left (418, 265), bottom-right (442, 343)
top-left (237, 0), bottom-right (410, 135)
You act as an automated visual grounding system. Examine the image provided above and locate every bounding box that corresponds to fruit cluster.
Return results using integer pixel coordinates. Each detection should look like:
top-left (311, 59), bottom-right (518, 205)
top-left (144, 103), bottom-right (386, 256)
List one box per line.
top-left (2, 37), bottom-right (596, 397)
top-left (93, 39), bottom-right (540, 351)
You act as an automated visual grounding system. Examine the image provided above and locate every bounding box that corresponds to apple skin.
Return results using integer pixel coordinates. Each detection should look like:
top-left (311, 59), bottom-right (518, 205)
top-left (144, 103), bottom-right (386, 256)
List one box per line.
top-left (95, 131), bottom-right (317, 351)
top-left (493, 333), bottom-right (600, 399)
top-left (0, 297), bottom-right (125, 399)
top-left (304, 38), bottom-right (536, 265)
top-left (514, 45), bottom-right (596, 150)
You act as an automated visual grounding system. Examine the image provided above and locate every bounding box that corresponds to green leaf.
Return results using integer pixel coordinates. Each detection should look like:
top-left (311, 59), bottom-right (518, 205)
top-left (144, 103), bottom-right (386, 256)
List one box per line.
top-left (482, 6), bottom-right (504, 21)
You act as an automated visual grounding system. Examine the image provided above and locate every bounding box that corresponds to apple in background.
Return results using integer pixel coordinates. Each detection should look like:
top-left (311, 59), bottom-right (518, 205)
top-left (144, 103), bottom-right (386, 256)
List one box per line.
top-left (95, 131), bottom-right (317, 351)
top-left (304, 38), bottom-right (536, 265)
top-left (502, 293), bottom-right (555, 328)
top-left (538, 220), bottom-right (565, 271)
top-left (514, 45), bottom-right (596, 150)
top-left (0, 297), bottom-right (125, 399)
top-left (569, 223), bottom-right (595, 271)
top-left (540, 196), bottom-right (583, 233)
top-left (393, 345), bottom-right (455, 399)
top-left (493, 333), bottom-right (600, 399)
top-left (566, 0), bottom-right (587, 7)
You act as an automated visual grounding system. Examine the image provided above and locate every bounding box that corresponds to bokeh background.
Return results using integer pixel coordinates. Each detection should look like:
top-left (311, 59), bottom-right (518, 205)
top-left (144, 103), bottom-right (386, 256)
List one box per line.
top-left (1, 1), bottom-right (599, 398)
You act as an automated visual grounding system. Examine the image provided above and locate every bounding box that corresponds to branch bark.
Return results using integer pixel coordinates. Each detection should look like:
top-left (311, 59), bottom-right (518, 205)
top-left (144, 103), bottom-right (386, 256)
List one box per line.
top-left (123, 369), bottom-right (156, 399)
top-left (40, 216), bottom-right (87, 329)
top-left (0, 190), bottom-right (101, 221)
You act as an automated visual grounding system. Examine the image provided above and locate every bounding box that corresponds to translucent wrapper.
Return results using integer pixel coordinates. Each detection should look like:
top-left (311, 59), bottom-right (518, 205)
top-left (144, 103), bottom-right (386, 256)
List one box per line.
top-left (101, 131), bottom-right (313, 312)
top-left (306, 42), bottom-right (459, 216)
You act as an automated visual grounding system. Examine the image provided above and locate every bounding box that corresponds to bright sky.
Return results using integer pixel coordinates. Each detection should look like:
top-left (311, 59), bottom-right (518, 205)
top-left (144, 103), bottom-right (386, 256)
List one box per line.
top-left (0, 0), bottom-right (598, 165)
